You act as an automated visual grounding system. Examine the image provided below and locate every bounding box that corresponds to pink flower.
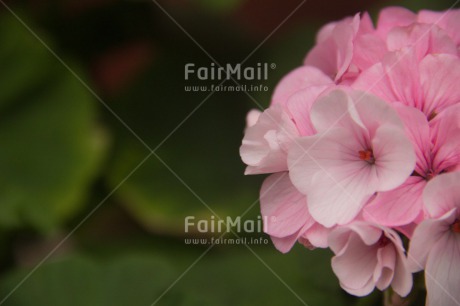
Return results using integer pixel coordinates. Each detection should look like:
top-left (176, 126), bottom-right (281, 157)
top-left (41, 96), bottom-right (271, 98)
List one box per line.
top-left (288, 89), bottom-right (415, 227)
top-left (271, 66), bottom-right (333, 106)
top-left (329, 222), bottom-right (412, 297)
top-left (429, 104), bottom-right (460, 173)
top-left (386, 23), bottom-right (457, 60)
top-left (376, 7), bottom-right (417, 39)
top-left (417, 9), bottom-right (460, 48)
top-left (304, 13), bottom-right (386, 83)
top-left (376, 6), bottom-right (460, 49)
top-left (239, 6), bottom-right (460, 302)
top-left (241, 67), bottom-right (333, 174)
top-left (363, 105), bottom-right (429, 227)
top-left (245, 109), bottom-right (262, 128)
top-left (364, 104), bottom-right (460, 227)
top-left (353, 50), bottom-right (460, 119)
top-left (260, 173), bottom-right (318, 253)
top-left (260, 173), bottom-right (332, 252)
top-left (408, 172), bottom-right (460, 306)
top-left (240, 105), bottom-right (298, 175)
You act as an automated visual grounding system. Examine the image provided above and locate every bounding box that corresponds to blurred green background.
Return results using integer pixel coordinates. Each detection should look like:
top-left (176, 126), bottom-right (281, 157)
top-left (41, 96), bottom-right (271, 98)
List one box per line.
top-left (0, 0), bottom-right (456, 305)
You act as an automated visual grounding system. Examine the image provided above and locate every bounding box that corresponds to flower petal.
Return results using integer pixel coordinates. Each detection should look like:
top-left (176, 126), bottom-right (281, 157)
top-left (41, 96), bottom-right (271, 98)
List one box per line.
top-left (260, 173), bottom-right (313, 238)
top-left (285, 85), bottom-right (329, 136)
top-left (330, 229), bottom-right (378, 295)
top-left (394, 104), bottom-right (431, 175)
top-left (430, 104), bottom-right (460, 172)
top-left (418, 8), bottom-right (460, 46)
top-left (309, 89), bottom-right (368, 138)
top-left (245, 109), bottom-right (261, 128)
top-left (408, 209), bottom-right (457, 272)
top-left (371, 124), bottom-right (416, 191)
top-left (240, 105), bottom-right (298, 174)
top-left (387, 23), bottom-right (457, 60)
top-left (304, 15), bottom-right (360, 81)
top-left (374, 244), bottom-right (396, 290)
top-left (377, 6), bottom-right (417, 39)
top-left (301, 223), bottom-right (331, 248)
top-left (425, 230), bottom-right (460, 306)
top-left (352, 33), bottom-right (387, 71)
top-left (392, 245), bottom-right (413, 297)
top-left (420, 54), bottom-right (460, 117)
top-left (423, 172), bottom-right (460, 218)
top-left (271, 66), bottom-right (333, 106)
top-left (288, 128), bottom-right (379, 227)
top-left (364, 176), bottom-right (426, 227)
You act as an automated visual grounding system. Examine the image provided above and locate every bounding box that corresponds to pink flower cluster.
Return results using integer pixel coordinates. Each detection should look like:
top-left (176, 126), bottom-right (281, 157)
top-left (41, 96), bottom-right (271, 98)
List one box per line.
top-left (240, 7), bottom-right (460, 305)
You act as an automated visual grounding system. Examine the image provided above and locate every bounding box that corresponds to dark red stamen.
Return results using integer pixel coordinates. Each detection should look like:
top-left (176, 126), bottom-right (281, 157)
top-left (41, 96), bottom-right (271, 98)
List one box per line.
top-left (428, 110), bottom-right (438, 121)
top-left (359, 149), bottom-right (375, 164)
top-left (452, 220), bottom-right (460, 233)
top-left (377, 233), bottom-right (390, 248)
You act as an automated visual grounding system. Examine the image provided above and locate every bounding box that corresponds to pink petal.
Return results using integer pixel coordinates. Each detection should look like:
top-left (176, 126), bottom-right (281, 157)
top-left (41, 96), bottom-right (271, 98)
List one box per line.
top-left (271, 66), bottom-right (333, 106)
top-left (352, 33), bottom-right (387, 71)
top-left (371, 125), bottom-right (416, 191)
top-left (270, 219), bottom-right (314, 253)
top-left (330, 223), bottom-right (412, 296)
top-left (364, 176), bottom-right (426, 227)
top-left (391, 244), bottom-right (413, 297)
top-left (330, 230), bottom-right (378, 295)
top-left (352, 49), bottom-right (423, 110)
top-left (387, 23), bottom-right (457, 60)
top-left (289, 89), bottom-right (414, 227)
top-left (270, 232), bottom-right (299, 254)
top-left (311, 89), bottom-right (406, 139)
top-left (423, 172), bottom-right (460, 218)
top-left (304, 14), bottom-right (360, 81)
top-left (316, 20), bottom-right (338, 43)
top-left (358, 12), bottom-right (375, 35)
top-left (240, 105), bottom-right (298, 175)
top-left (285, 85), bottom-right (330, 136)
top-left (418, 9), bottom-right (460, 46)
top-left (288, 128), bottom-right (379, 227)
top-left (374, 244), bottom-right (396, 290)
top-left (245, 109), bottom-right (261, 128)
top-left (329, 223), bottom-right (382, 252)
top-left (395, 222), bottom-right (419, 239)
top-left (407, 209), bottom-right (457, 272)
top-left (377, 6), bottom-right (417, 39)
top-left (430, 104), bottom-right (460, 173)
top-left (309, 89), bottom-right (368, 138)
top-left (352, 62), bottom-right (397, 103)
top-left (382, 50), bottom-right (423, 109)
top-left (425, 229), bottom-right (460, 306)
top-left (394, 104), bottom-right (431, 175)
top-left (349, 91), bottom-right (405, 137)
top-left (260, 173), bottom-right (313, 238)
top-left (420, 54), bottom-right (460, 117)
top-left (301, 223), bottom-right (331, 248)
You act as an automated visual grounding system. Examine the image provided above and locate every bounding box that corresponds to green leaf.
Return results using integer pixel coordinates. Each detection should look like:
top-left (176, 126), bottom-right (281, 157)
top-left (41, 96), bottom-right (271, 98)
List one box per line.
top-left (0, 13), bottom-right (106, 232)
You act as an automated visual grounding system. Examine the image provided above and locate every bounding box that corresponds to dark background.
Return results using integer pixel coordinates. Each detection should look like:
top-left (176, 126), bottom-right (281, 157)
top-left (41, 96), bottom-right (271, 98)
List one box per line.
top-left (0, 0), bottom-right (456, 305)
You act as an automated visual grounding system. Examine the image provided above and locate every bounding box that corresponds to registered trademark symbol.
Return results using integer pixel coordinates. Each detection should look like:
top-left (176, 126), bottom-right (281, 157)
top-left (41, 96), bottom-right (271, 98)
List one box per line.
top-left (270, 63), bottom-right (276, 69)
